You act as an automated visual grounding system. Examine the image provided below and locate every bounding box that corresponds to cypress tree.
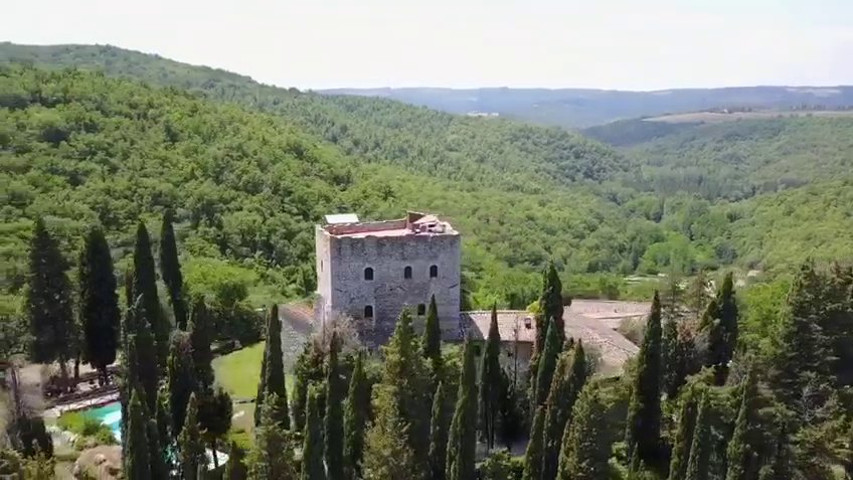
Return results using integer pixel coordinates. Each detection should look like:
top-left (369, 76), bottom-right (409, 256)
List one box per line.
top-left (362, 387), bottom-right (418, 480)
top-left (248, 392), bottom-right (296, 479)
top-left (291, 342), bottom-right (325, 432)
top-left (522, 406), bottom-right (545, 480)
top-left (257, 304), bottom-right (289, 429)
top-left (254, 344), bottom-right (268, 427)
top-left (124, 389), bottom-right (151, 480)
top-left (662, 316), bottom-right (683, 399)
top-left (375, 309), bottom-right (432, 477)
top-left (556, 382), bottom-right (611, 480)
top-left (531, 262), bottom-right (565, 380)
top-left (78, 226), bottom-right (120, 386)
top-left (199, 387), bottom-right (233, 470)
top-left (188, 296), bottom-right (214, 391)
top-left (159, 209), bottom-right (187, 329)
top-left (147, 417), bottom-right (169, 480)
top-left (324, 332), bottom-right (344, 480)
top-left (423, 294), bottom-right (443, 371)
top-left (344, 352), bottom-right (370, 480)
top-left (224, 441), bottom-right (248, 480)
top-left (133, 221), bottom-right (170, 369)
top-left (125, 296), bottom-right (160, 414)
top-left (667, 395), bottom-right (698, 480)
top-left (167, 331), bottom-right (196, 438)
top-left (302, 386), bottom-right (326, 480)
top-left (726, 368), bottom-right (759, 480)
top-left (25, 218), bottom-right (74, 383)
top-left (428, 381), bottom-right (450, 480)
top-left (445, 337), bottom-right (477, 480)
top-left (758, 425), bottom-right (790, 480)
top-left (543, 341), bottom-right (587, 480)
top-left (533, 320), bottom-right (562, 407)
top-left (478, 303), bottom-right (503, 450)
top-left (702, 272), bottom-right (738, 383)
top-left (179, 393), bottom-right (207, 480)
top-left (624, 291), bottom-right (663, 467)
top-left (685, 394), bottom-right (712, 480)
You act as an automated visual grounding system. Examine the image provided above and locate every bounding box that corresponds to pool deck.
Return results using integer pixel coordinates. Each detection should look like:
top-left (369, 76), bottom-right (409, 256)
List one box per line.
top-left (45, 391), bottom-right (120, 419)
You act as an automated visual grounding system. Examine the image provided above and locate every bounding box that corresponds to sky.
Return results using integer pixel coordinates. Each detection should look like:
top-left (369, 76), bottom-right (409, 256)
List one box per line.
top-left (5, 0), bottom-right (853, 90)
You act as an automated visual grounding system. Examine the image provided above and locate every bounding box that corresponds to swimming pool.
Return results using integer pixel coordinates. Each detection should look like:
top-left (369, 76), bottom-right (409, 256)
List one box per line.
top-left (85, 401), bottom-right (122, 441)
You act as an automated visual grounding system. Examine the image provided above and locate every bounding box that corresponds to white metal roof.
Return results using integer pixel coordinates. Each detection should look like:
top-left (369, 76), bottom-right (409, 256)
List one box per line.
top-left (324, 213), bottom-right (360, 224)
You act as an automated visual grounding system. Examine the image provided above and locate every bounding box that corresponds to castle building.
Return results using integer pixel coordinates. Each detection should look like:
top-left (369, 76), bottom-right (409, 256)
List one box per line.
top-left (315, 212), bottom-right (461, 345)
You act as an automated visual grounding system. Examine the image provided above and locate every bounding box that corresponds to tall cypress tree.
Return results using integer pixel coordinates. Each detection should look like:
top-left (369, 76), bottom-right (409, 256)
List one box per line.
top-left (199, 387), bottom-right (233, 470)
top-left (533, 321), bottom-right (562, 407)
top-left (248, 392), bottom-right (296, 479)
top-left (188, 296), bottom-right (214, 391)
top-left (26, 218), bottom-right (74, 383)
top-left (667, 395), bottom-right (698, 480)
top-left (445, 337), bottom-right (477, 480)
top-left (362, 387), bottom-right (418, 480)
top-left (159, 209), bottom-right (187, 329)
top-left (543, 341), bottom-right (587, 480)
top-left (556, 382), bottom-right (612, 480)
top-left (125, 296), bottom-right (160, 414)
top-left (257, 304), bottom-right (289, 429)
top-left (758, 425), bottom-right (790, 480)
top-left (133, 221), bottom-right (170, 369)
top-left (428, 381), bottom-right (450, 480)
top-left (726, 368), bottom-right (759, 480)
top-left (478, 303), bottom-right (503, 450)
top-left (423, 294), bottom-right (443, 374)
top-left (624, 291), bottom-right (663, 468)
top-left (702, 272), bottom-right (738, 383)
top-left (325, 332), bottom-right (344, 480)
top-left (685, 394), bottom-right (712, 480)
top-left (344, 352), bottom-right (371, 480)
top-left (522, 406), bottom-right (545, 480)
top-left (224, 441), bottom-right (248, 480)
top-left (167, 331), bottom-right (196, 438)
top-left (78, 226), bottom-right (120, 385)
top-left (124, 389), bottom-right (151, 480)
top-left (147, 417), bottom-right (169, 480)
top-left (531, 262), bottom-right (565, 380)
top-left (291, 342), bottom-right (325, 432)
top-left (303, 386), bottom-right (326, 480)
top-left (179, 394), bottom-right (206, 480)
top-left (662, 316), bottom-right (684, 399)
top-left (254, 343), bottom-right (268, 428)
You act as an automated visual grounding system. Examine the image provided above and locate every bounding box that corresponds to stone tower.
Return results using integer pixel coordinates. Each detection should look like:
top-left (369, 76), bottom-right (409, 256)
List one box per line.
top-left (315, 212), bottom-right (461, 345)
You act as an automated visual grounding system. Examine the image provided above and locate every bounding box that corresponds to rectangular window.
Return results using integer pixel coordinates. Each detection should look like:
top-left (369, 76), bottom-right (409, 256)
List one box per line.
top-left (417, 303), bottom-right (426, 316)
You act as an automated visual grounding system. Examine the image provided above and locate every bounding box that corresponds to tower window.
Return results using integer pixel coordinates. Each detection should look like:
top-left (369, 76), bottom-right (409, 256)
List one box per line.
top-left (364, 305), bottom-right (374, 318)
top-left (473, 344), bottom-right (482, 356)
top-left (429, 265), bottom-right (438, 278)
top-left (417, 303), bottom-right (426, 315)
top-left (404, 266), bottom-right (412, 279)
top-left (364, 267), bottom-right (374, 281)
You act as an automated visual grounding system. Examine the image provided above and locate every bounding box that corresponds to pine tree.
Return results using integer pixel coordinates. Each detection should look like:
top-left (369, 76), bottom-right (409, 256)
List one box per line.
top-left (78, 226), bottom-right (120, 386)
top-left (325, 332), bottom-right (344, 480)
top-left (25, 218), bottom-right (74, 384)
top-left (533, 320), bottom-right (562, 407)
top-left (303, 386), bottom-right (326, 480)
top-left (543, 341), bottom-right (587, 480)
top-left (133, 221), bottom-right (170, 368)
top-left (556, 382), bottom-right (611, 480)
top-left (179, 393), bottom-right (207, 480)
top-left (199, 387), bottom-right (233, 470)
top-left (225, 441), bottom-right (248, 480)
top-left (685, 394), bottom-right (712, 480)
top-left (291, 342), bottom-right (325, 431)
top-left (257, 305), bottom-right (289, 429)
top-left (445, 337), bottom-right (477, 480)
top-left (160, 209), bottom-right (187, 329)
top-left (667, 395), bottom-right (698, 480)
top-left (522, 406), bottom-right (545, 480)
top-left (188, 296), bottom-right (214, 391)
top-left (362, 387), bottom-right (417, 480)
top-left (428, 381), bottom-right (450, 480)
top-left (248, 392), bottom-right (296, 479)
top-left (726, 368), bottom-right (759, 480)
top-left (167, 331), bottom-right (196, 438)
top-left (124, 389), bottom-right (151, 480)
top-left (624, 291), bottom-right (663, 467)
top-left (423, 294), bottom-right (443, 373)
top-left (479, 303), bottom-right (503, 450)
top-left (344, 352), bottom-right (371, 480)
top-left (374, 309), bottom-right (432, 477)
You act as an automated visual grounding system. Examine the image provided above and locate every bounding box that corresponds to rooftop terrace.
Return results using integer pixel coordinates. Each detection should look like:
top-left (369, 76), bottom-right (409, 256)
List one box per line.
top-left (321, 211), bottom-right (457, 238)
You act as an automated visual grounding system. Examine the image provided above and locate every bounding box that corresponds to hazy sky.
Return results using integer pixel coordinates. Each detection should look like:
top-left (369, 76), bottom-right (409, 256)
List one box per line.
top-left (6, 0), bottom-right (853, 90)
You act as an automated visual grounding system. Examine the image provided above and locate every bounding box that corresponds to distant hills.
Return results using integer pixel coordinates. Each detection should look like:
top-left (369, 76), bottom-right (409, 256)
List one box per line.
top-left (321, 86), bottom-right (853, 128)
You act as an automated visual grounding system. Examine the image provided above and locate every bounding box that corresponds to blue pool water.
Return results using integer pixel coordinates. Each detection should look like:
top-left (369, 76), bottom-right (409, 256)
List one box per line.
top-left (85, 401), bottom-right (122, 441)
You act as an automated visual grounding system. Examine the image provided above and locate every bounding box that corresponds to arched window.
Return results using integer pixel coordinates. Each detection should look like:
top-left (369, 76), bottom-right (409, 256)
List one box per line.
top-left (417, 304), bottom-right (426, 315)
top-left (364, 305), bottom-right (374, 318)
top-left (429, 265), bottom-right (438, 278)
top-left (404, 266), bottom-right (412, 279)
top-left (364, 267), bottom-right (374, 281)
